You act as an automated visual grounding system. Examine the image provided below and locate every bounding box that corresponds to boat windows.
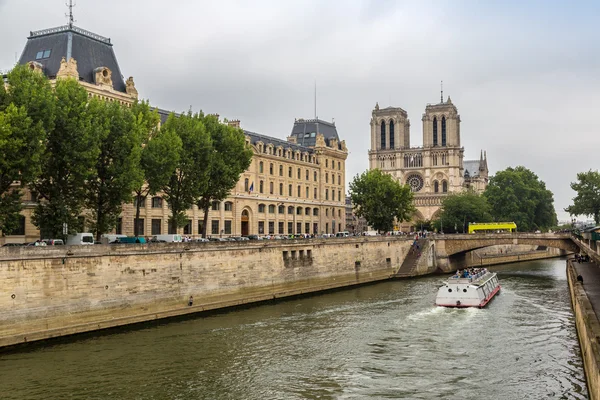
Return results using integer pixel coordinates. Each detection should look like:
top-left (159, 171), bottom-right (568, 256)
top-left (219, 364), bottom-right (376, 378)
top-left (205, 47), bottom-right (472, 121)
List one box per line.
top-left (463, 289), bottom-right (467, 292)
top-left (448, 288), bottom-right (452, 292)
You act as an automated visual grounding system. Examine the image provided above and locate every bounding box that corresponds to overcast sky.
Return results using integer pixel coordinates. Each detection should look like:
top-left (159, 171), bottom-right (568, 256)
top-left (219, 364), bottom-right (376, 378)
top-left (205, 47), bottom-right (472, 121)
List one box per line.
top-left (1, 0), bottom-right (598, 222)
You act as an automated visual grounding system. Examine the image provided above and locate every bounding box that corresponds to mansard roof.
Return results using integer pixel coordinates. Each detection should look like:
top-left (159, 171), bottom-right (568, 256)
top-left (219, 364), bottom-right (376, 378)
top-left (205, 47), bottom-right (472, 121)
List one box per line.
top-left (290, 118), bottom-right (339, 147)
top-left (245, 130), bottom-right (314, 154)
top-left (464, 160), bottom-right (484, 178)
top-left (18, 25), bottom-right (127, 93)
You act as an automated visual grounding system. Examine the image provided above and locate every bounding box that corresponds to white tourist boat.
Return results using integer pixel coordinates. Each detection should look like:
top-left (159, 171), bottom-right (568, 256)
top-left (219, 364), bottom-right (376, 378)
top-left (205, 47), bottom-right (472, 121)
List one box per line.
top-left (435, 268), bottom-right (501, 308)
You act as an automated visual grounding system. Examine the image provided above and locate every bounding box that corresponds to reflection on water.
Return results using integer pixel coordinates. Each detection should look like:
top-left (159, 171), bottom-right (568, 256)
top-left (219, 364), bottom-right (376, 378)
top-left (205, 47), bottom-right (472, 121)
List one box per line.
top-left (0, 258), bottom-right (588, 399)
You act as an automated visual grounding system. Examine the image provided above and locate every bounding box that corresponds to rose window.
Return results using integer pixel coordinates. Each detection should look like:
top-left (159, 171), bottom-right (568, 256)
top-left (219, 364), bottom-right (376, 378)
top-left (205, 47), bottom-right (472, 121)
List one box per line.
top-left (406, 174), bottom-right (424, 192)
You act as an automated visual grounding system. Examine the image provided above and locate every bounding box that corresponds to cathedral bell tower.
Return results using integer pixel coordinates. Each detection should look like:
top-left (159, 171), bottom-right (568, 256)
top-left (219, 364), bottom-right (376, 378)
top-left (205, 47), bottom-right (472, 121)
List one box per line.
top-left (369, 103), bottom-right (410, 151)
top-left (422, 96), bottom-right (460, 148)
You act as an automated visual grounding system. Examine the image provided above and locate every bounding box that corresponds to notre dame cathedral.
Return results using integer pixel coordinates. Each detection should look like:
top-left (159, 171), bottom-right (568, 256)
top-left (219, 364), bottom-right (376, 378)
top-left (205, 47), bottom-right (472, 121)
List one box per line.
top-left (368, 95), bottom-right (488, 225)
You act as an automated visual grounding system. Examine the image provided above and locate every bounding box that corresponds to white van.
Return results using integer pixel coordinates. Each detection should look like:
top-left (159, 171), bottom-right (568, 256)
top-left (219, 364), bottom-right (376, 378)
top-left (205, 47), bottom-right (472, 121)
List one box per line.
top-left (153, 234), bottom-right (182, 243)
top-left (66, 233), bottom-right (95, 245)
top-left (335, 231), bottom-right (350, 238)
top-left (364, 231), bottom-right (378, 236)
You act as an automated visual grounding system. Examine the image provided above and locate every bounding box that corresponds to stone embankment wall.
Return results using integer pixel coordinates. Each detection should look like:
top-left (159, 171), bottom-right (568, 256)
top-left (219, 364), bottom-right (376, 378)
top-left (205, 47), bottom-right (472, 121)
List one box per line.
top-left (567, 260), bottom-right (600, 400)
top-left (466, 247), bottom-right (565, 267)
top-left (0, 237), bottom-right (413, 348)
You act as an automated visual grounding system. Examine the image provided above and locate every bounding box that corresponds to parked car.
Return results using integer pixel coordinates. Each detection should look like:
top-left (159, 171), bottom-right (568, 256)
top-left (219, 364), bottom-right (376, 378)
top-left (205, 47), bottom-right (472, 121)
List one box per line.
top-left (153, 234), bottom-right (182, 243)
top-left (101, 234), bottom-right (127, 244)
top-left (118, 236), bottom-right (146, 244)
top-left (66, 233), bottom-right (94, 245)
top-left (194, 238), bottom-right (210, 243)
top-left (42, 239), bottom-right (64, 245)
top-left (335, 231), bottom-right (350, 238)
top-left (2, 243), bottom-right (23, 247)
top-left (246, 235), bottom-right (259, 240)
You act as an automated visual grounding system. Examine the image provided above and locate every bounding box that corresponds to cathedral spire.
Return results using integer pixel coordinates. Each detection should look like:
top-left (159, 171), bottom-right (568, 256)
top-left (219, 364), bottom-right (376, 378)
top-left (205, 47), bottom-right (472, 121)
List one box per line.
top-left (440, 80), bottom-right (443, 103)
top-left (66, 0), bottom-right (76, 28)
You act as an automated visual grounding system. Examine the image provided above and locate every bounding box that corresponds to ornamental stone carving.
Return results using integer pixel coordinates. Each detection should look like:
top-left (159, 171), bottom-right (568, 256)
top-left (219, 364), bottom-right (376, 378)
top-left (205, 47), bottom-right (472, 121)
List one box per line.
top-left (126, 76), bottom-right (138, 99)
top-left (27, 61), bottom-right (43, 74)
top-left (94, 67), bottom-right (113, 87)
top-left (56, 57), bottom-right (79, 80)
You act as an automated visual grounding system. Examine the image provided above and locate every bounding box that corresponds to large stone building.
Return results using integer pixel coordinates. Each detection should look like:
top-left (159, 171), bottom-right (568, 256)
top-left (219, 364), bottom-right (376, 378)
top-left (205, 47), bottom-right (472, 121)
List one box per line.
top-left (2, 21), bottom-right (347, 243)
top-left (368, 96), bottom-right (488, 226)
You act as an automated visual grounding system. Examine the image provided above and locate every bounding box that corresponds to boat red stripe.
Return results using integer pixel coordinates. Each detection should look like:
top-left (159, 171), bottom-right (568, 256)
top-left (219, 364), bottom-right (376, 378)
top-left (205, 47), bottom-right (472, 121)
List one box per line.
top-left (436, 285), bottom-right (501, 308)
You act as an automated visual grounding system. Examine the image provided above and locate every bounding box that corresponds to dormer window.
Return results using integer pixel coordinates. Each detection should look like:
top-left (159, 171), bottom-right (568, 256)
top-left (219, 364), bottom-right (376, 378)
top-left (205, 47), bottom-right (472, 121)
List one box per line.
top-left (35, 49), bottom-right (51, 60)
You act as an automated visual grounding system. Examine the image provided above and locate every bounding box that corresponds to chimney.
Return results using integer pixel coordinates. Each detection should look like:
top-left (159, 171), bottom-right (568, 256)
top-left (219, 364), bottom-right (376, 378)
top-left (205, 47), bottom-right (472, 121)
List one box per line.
top-left (228, 119), bottom-right (241, 128)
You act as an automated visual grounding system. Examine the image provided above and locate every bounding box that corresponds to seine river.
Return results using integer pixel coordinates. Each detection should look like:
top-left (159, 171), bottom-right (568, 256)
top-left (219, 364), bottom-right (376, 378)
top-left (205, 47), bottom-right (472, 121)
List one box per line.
top-left (0, 258), bottom-right (588, 399)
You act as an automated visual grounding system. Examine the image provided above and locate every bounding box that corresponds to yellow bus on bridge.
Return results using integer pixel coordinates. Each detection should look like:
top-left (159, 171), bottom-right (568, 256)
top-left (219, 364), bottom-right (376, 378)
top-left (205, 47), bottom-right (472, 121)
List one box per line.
top-left (468, 222), bottom-right (517, 234)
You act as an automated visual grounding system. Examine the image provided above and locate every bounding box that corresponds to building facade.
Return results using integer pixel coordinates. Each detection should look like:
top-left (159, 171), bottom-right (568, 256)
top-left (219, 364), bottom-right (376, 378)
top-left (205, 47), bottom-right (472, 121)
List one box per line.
top-left (368, 97), bottom-right (488, 226)
top-left (3, 22), bottom-right (347, 243)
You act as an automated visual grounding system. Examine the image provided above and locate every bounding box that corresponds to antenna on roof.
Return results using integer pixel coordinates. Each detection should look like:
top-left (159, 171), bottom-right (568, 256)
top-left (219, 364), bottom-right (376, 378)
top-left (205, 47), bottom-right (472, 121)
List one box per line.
top-left (440, 80), bottom-right (443, 103)
top-left (66, 0), bottom-right (76, 28)
top-left (314, 80), bottom-right (317, 119)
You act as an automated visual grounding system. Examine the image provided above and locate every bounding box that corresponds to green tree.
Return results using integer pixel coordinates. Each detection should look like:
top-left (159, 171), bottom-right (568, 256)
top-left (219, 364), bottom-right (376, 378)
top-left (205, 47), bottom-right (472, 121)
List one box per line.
top-left (484, 166), bottom-right (557, 232)
top-left (432, 191), bottom-right (492, 233)
top-left (148, 112), bottom-right (211, 233)
top-left (129, 101), bottom-right (160, 236)
top-left (349, 169), bottom-right (414, 233)
top-left (196, 116), bottom-right (253, 237)
top-left (32, 79), bottom-right (99, 239)
top-left (566, 170), bottom-right (600, 224)
top-left (86, 100), bottom-right (145, 240)
top-left (0, 66), bottom-right (54, 235)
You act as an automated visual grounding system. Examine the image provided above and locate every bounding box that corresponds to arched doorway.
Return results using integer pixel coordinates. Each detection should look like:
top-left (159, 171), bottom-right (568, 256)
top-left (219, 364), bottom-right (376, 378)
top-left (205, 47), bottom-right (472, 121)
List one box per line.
top-left (241, 209), bottom-right (250, 236)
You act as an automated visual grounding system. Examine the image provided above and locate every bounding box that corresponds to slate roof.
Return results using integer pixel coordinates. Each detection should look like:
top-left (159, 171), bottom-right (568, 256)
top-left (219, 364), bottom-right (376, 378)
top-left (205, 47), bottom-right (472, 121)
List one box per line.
top-left (18, 25), bottom-right (127, 93)
top-left (290, 118), bottom-right (340, 147)
top-left (244, 130), bottom-right (314, 153)
top-left (464, 160), bottom-right (483, 178)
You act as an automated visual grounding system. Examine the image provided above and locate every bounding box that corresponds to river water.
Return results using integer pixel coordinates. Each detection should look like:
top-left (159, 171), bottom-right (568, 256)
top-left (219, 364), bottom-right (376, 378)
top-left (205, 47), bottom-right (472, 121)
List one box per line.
top-left (0, 258), bottom-right (588, 399)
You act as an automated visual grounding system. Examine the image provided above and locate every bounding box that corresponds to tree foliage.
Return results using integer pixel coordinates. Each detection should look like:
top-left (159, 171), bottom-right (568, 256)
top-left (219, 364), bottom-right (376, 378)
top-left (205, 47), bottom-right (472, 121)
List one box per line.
top-left (147, 112), bottom-right (210, 233)
top-left (32, 78), bottom-right (99, 238)
top-left (432, 191), bottom-right (492, 233)
top-left (565, 170), bottom-right (600, 225)
top-left (0, 66), bottom-right (54, 234)
top-left (349, 169), bottom-right (414, 233)
top-left (86, 99), bottom-right (146, 240)
top-left (483, 166), bottom-right (557, 232)
top-left (196, 116), bottom-right (253, 237)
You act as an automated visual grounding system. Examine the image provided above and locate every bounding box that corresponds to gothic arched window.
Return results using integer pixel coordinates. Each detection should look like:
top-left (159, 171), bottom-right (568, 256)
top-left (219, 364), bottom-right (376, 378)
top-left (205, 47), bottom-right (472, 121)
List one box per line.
top-left (433, 117), bottom-right (438, 146)
top-left (442, 180), bottom-right (448, 193)
top-left (380, 121), bottom-right (386, 149)
top-left (442, 116), bottom-right (447, 146)
top-left (434, 181), bottom-right (439, 193)
top-left (389, 120), bottom-right (395, 149)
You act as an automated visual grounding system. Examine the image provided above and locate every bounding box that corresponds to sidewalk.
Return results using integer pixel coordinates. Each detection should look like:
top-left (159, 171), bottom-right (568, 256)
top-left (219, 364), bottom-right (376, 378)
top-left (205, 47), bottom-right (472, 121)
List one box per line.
top-left (573, 259), bottom-right (600, 320)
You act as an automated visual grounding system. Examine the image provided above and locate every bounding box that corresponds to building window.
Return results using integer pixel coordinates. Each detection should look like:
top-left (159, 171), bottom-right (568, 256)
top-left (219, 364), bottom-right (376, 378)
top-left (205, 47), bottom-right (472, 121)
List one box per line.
top-left (244, 178), bottom-right (249, 192)
top-left (6, 215), bottom-right (26, 235)
top-left (306, 170), bottom-right (309, 180)
top-left (326, 209), bottom-right (329, 217)
top-left (258, 204), bottom-right (266, 213)
top-left (389, 120), bottom-right (395, 149)
top-left (151, 197), bottom-right (163, 208)
top-left (134, 197), bottom-right (146, 208)
top-left (297, 185), bottom-right (301, 197)
top-left (296, 207), bottom-right (302, 215)
top-left (338, 161), bottom-right (341, 170)
top-left (259, 161), bottom-right (264, 173)
top-left (306, 186), bottom-right (309, 198)
top-left (297, 168), bottom-right (301, 179)
top-left (434, 181), bottom-right (439, 193)
top-left (442, 116), bottom-right (447, 146)
top-left (332, 159), bottom-right (335, 170)
top-left (314, 171), bottom-right (317, 181)
top-left (212, 201), bottom-right (220, 211)
top-left (313, 208), bottom-right (319, 216)
top-left (279, 165), bottom-right (283, 176)
top-left (325, 189), bottom-right (329, 200)
top-left (287, 221), bottom-right (293, 234)
top-left (278, 221), bottom-right (284, 234)
top-left (305, 223), bottom-right (310, 234)
top-left (297, 222), bottom-right (302, 234)
top-left (258, 221), bottom-right (264, 234)
top-left (259, 180), bottom-right (264, 193)
top-left (433, 117), bottom-right (438, 146)
top-left (326, 160), bottom-right (328, 168)
top-left (268, 221), bottom-right (275, 235)
top-left (442, 180), bottom-right (448, 193)
top-left (338, 175), bottom-right (341, 185)
top-left (338, 191), bottom-right (341, 201)
top-left (279, 183), bottom-right (283, 195)
top-left (305, 207), bottom-right (311, 216)
top-left (325, 222), bottom-right (329, 233)
top-left (270, 181), bottom-right (274, 194)
top-left (268, 204), bottom-right (275, 213)
top-left (278, 205), bottom-right (285, 214)
top-left (314, 188), bottom-right (317, 199)
top-left (338, 209), bottom-right (342, 218)
top-left (135, 218), bottom-right (145, 235)
top-left (151, 219), bottom-right (162, 235)
top-left (289, 167), bottom-right (292, 178)
top-left (332, 190), bottom-right (335, 201)
top-left (35, 49), bottom-right (51, 60)
top-left (224, 220), bottom-right (232, 234)
top-left (211, 220), bottom-right (220, 235)
top-left (184, 220), bottom-right (192, 235)
top-left (288, 206), bottom-right (294, 214)
top-left (269, 163), bottom-right (273, 175)
top-left (326, 173), bottom-right (328, 183)
top-left (198, 220), bottom-right (205, 235)
top-left (116, 218), bottom-right (122, 235)
top-left (224, 202), bottom-right (233, 211)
